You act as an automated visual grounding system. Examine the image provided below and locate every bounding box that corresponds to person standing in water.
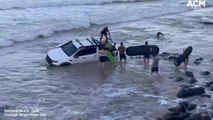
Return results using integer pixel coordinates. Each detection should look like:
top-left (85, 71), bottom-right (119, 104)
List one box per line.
top-left (151, 54), bottom-right (160, 77)
top-left (184, 57), bottom-right (189, 71)
top-left (98, 47), bottom-right (106, 68)
top-left (118, 42), bottom-right (126, 63)
top-left (182, 48), bottom-right (189, 71)
top-left (144, 41), bottom-right (150, 65)
top-left (100, 27), bottom-right (111, 43)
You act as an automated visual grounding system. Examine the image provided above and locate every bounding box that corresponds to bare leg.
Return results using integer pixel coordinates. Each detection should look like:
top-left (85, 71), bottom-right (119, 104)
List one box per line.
top-left (147, 58), bottom-right (149, 65)
top-left (156, 72), bottom-right (160, 78)
top-left (98, 62), bottom-right (101, 67)
top-left (100, 34), bottom-right (103, 42)
top-left (184, 58), bottom-right (189, 70)
top-left (144, 58), bottom-right (146, 65)
top-left (104, 35), bottom-right (108, 40)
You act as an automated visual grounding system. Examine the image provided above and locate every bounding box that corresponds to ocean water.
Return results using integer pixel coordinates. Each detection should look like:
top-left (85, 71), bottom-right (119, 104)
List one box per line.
top-left (0, 0), bottom-right (213, 120)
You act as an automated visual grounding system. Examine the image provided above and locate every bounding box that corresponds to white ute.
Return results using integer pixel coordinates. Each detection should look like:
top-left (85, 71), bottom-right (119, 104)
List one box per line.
top-left (45, 37), bottom-right (116, 66)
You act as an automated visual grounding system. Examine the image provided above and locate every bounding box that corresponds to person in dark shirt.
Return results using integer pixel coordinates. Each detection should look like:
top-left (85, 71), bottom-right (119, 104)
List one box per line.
top-left (118, 42), bottom-right (126, 62)
top-left (151, 54), bottom-right (160, 77)
top-left (144, 41), bottom-right (150, 65)
top-left (100, 27), bottom-right (111, 42)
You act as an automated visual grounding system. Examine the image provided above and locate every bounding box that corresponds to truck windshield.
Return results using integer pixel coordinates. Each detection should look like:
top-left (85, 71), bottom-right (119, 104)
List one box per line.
top-left (61, 41), bottom-right (78, 56)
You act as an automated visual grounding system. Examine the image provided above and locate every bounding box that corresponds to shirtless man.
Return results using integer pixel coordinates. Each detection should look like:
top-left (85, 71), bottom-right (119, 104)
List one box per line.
top-left (100, 27), bottom-right (111, 42)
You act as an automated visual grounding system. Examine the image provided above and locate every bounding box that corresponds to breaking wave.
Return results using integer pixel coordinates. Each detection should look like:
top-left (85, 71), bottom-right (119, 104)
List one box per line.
top-left (0, 0), bottom-right (146, 10)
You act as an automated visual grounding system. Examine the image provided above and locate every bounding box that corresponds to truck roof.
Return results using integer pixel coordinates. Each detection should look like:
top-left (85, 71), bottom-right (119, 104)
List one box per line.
top-left (71, 37), bottom-right (107, 49)
top-left (73, 39), bottom-right (94, 49)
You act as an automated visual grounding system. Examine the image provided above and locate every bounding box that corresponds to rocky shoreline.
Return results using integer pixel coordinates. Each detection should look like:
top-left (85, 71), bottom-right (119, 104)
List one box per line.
top-left (156, 52), bottom-right (213, 120)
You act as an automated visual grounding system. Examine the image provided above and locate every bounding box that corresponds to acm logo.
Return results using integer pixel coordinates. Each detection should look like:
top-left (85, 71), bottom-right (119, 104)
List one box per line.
top-left (187, 0), bottom-right (206, 7)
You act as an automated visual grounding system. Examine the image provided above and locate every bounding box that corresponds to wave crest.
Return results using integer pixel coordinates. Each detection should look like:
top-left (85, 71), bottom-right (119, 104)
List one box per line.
top-left (0, 22), bottom-right (94, 48)
top-left (0, 0), bottom-right (145, 10)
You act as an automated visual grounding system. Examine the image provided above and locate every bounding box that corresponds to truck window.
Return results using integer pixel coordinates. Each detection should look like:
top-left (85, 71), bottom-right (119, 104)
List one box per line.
top-left (76, 47), bottom-right (96, 56)
top-left (61, 41), bottom-right (78, 56)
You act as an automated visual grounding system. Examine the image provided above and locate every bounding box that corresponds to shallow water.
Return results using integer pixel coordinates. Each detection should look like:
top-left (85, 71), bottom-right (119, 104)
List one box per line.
top-left (0, 0), bottom-right (213, 120)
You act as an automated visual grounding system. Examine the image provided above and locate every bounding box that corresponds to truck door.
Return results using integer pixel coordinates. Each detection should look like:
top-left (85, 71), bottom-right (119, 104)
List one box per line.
top-left (72, 47), bottom-right (98, 64)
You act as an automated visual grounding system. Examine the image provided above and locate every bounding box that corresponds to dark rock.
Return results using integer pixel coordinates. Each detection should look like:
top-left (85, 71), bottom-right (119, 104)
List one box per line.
top-left (179, 101), bottom-right (190, 112)
top-left (168, 76), bottom-right (174, 79)
top-left (168, 102), bottom-right (189, 114)
top-left (177, 86), bottom-right (205, 98)
top-left (160, 52), bottom-right (180, 60)
top-left (189, 77), bottom-right (198, 84)
top-left (187, 103), bottom-right (197, 111)
top-left (200, 71), bottom-right (210, 75)
top-left (205, 81), bottom-right (213, 87)
top-left (194, 61), bottom-right (201, 65)
top-left (177, 87), bottom-right (193, 98)
top-left (185, 71), bottom-right (194, 78)
top-left (167, 55), bottom-right (176, 60)
top-left (210, 104), bottom-right (213, 110)
top-left (195, 57), bottom-right (203, 61)
top-left (200, 105), bottom-right (207, 107)
top-left (178, 101), bottom-right (197, 112)
top-left (37, 34), bottom-right (45, 38)
top-left (168, 106), bottom-right (181, 113)
top-left (192, 87), bottom-right (205, 95)
top-left (179, 84), bottom-right (194, 88)
top-left (185, 112), bottom-right (211, 120)
top-left (178, 113), bottom-right (191, 120)
top-left (163, 112), bottom-right (180, 120)
top-left (210, 85), bottom-right (213, 91)
top-left (211, 112), bottom-right (213, 118)
top-left (162, 102), bottom-right (192, 120)
top-left (162, 52), bottom-right (170, 56)
top-left (200, 94), bottom-right (211, 98)
top-left (163, 112), bottom-right (190, 120)
top-left (175, 77), bottom-right (185, 82)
